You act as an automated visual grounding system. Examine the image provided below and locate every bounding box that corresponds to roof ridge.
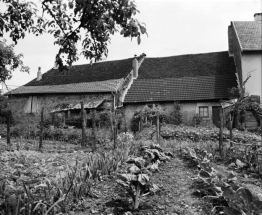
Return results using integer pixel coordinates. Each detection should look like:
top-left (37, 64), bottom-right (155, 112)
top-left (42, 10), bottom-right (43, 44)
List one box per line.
top-left (142, 51), bottom-right (228, 59)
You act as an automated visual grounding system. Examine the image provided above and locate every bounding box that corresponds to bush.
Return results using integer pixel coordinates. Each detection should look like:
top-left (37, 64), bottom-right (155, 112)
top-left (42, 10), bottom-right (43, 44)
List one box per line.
top-left (160, 124), bottom-right (261, 143)
top-left (166, 101), bottom-right (182, 125)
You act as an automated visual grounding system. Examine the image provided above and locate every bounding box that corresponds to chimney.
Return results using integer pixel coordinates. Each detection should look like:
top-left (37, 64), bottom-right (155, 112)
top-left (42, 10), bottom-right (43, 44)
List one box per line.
top-left (254, 13), bottom-right (262, 22)
top-left (37, 67), bottom-right (42, 81)
top-left (132, 55), bottom-right (138, 79)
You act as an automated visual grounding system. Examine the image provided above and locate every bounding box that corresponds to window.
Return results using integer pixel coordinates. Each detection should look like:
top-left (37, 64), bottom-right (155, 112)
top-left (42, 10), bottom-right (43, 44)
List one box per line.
top-left (199, 106), bottom-right (209, 117)
top-left (25, 96), bottom-right (38, 113)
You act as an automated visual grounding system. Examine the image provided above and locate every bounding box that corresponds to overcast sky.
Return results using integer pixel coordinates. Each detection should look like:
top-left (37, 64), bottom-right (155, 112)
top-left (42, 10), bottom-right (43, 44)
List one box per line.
top-left (3, 0), bottom-right (261, 90)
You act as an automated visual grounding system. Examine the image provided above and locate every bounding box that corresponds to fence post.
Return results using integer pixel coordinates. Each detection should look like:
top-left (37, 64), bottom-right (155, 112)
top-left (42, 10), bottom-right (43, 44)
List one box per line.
top-left (260, 116), bottom-right (262, 145)
top-left (81, 101), bottom-right (86, 147)
top-left (156, 112), bottom-right (160, 144)
top-left (92, 108), bottom-right (96, 151)
top-left (39, 107), bottom-right (44, 149)
top-left (219, 108), bottom-right (223, 157)
top-left (7, 116), bottom-right (10, 145)
top-left (229, 113), bottom-right (233, 146)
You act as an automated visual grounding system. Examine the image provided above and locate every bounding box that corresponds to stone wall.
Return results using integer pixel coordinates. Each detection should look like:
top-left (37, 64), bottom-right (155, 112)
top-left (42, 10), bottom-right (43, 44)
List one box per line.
top-left (7, 93), bottom-right (112, 126)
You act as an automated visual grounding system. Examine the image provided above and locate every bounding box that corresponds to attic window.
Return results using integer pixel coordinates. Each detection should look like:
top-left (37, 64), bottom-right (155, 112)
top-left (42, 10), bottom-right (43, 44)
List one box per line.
top-left (199, 106), bottom-right (209, 118)
top-left (25, 96), bottom-right (38, 113)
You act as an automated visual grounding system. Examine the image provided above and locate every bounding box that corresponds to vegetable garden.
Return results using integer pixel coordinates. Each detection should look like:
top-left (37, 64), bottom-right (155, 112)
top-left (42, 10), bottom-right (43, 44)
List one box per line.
top-left (1, 118), bottom-right (262, 214)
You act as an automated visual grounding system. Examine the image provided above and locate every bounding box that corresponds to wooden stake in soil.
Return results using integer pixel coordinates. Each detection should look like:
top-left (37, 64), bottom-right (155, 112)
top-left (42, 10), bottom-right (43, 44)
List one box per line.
top-left (7, 116), bottom-right (10, 144)
top-left (92, 109), bottom-right (97, 151)
top-left (111, 94), bottom-right (117, 149)
top-left (81, 101), bottom-right (86, 147)
top-left (229, 114), bottom-right (233, 146)
top-left (156, 112), bottom-right (160, 144)
top-left (260, 116), bottom-right (262, 145)
top-left (219, 108), bottom-right (223, 156)
top-left (39, 107), bottom-right (44, 149)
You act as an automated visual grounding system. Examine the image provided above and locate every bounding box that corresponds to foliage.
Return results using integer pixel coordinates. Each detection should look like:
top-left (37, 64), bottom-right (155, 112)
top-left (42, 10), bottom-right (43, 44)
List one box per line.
top-left (160, 124), bottom-right (261, 143)
top-left (182, 147), bottom-right (262, 215)
top-left (0, 0), bottom-right (147, 68)
top-left (192, 113), bottom-right (202, 126)
top-left (0, 40), bottom-right (29, 83)
top-left (117, 143), bottom-right (172, 209)
top-left (0, 143), bottom-right (130, 214)
top-left (166, 101), bottom-right (182, 125)
top-left (130, 104), bottom-right (170, 132)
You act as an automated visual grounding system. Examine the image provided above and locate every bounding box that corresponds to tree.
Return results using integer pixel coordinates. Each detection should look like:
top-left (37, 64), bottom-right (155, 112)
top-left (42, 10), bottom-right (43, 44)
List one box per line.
top-left (0, 0), bottom-right (147, 70)
top-left (0, 39), bottom-right (29, 83)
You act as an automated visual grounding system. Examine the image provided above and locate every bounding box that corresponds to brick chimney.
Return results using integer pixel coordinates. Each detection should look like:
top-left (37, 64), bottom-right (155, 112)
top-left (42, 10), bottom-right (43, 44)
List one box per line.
top-left (132, 55), bottom-right (138, 79)
top-left (37, 67), bottom-right (42, 81)
top-left (254, 13), bottom-right (262, 22)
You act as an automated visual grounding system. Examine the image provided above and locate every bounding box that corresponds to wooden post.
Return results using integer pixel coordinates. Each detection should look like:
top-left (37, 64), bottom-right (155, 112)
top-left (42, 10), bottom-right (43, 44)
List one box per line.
top-left (111, 94), bottom-right (117, 149)
top-left (124, 112), bottom-right (127, 133)
top-left (229, 113), bottom-right (233, 146)
top-left (219, 108), bottom-right (223, 157)
top-left (260, 116), bottom-right (262, 145)
top-left (81, 101), bottom-right (86, 147)
top-left (156, 112), bottom-right (160, 144)
top-left (7, 116), bottom-right (10, 145)
top-left (92, 109), bottom-right (97, 151)
top-left (39, 107), bottom-right (43, 149)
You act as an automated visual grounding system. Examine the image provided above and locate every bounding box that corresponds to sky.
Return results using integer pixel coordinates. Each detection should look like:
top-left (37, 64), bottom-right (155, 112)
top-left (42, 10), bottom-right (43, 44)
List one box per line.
top-left (2, 0), bottom-right (262, 91)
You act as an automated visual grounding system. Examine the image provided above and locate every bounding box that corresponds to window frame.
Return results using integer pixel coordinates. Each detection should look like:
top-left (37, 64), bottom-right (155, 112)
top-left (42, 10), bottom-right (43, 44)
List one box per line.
top-left (199, 106), bottom-right (209, 118)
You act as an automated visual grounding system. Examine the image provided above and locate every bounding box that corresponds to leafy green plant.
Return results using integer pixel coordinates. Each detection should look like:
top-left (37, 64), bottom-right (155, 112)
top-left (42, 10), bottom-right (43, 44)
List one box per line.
top-left (183, 147), bottom-right (262, 215)
top-left (117, 143), bottom-right (172, 210)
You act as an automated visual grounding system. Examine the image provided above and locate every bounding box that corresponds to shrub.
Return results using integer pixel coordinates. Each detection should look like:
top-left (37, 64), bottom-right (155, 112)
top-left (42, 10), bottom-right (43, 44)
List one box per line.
top-left (166, 101), bottom-right (182, 125)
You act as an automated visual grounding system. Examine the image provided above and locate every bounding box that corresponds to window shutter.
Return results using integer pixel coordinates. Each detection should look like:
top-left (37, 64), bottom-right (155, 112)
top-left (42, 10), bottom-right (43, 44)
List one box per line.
top-left (24, 96), bottom-right (32, 113)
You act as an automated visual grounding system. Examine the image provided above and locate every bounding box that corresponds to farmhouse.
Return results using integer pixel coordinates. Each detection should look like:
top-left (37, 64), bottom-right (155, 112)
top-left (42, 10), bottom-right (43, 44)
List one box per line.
top-left (6, 13), bottom-right (261, 128)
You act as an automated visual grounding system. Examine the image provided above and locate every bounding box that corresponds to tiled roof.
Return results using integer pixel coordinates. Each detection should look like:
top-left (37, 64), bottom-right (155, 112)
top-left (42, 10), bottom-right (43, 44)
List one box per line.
top-left (124, 76), bottom-right (237, 103)
top-left (232, 21), bottom-right (262, 51)
top-left (124, 51), bottom-right (237, 103)
top-left (135, 51), bottom-right (236, 79)
top-left (7, 79), bottom-right (123, 95)
top-left (25, 58), bottom-right (134, 86)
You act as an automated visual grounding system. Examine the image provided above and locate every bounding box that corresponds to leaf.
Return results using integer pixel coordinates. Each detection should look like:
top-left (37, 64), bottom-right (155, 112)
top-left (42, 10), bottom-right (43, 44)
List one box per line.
top-left (252, 200), bottom-right (262, 213)
top-left (227, 171), bottom-right (237, 181)
top-left (137, 36), bottom-right (141, 45)
top-left (224, 206), bottom-right (245, 215)
top-left (128, 165), bottom-right (140, 174)
top-left (138, 174), bottom-right (149, 185)
top-left (237, 188), bottom-right (253, 207)
top-left (119, 174), bottom-right (137, 182)
top-left (222, 186), bottom-right (236, 201)
top-left (116, 179), bottom-right (129, 188)
top-left (199, 170), bottom-right (211, 179)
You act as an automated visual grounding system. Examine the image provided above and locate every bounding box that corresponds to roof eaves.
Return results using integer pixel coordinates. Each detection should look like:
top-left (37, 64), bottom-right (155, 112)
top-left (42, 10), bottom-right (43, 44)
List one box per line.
top-left (232, 21), bottom-right (243, 52)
